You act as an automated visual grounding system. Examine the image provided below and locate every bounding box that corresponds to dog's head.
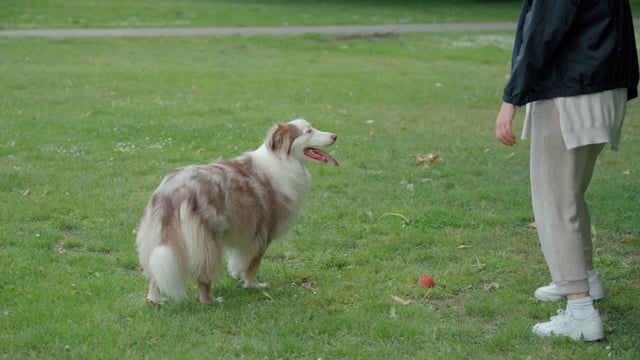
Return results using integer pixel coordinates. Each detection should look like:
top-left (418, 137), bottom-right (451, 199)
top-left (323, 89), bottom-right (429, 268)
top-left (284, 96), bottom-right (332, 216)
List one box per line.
top-left (266, 119), bottom-right (339, 166)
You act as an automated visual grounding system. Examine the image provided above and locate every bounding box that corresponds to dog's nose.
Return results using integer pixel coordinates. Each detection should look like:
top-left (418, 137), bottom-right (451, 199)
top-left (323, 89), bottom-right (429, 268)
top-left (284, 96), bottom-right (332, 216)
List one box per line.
top-left (331, 134), bottom-right (337, 141)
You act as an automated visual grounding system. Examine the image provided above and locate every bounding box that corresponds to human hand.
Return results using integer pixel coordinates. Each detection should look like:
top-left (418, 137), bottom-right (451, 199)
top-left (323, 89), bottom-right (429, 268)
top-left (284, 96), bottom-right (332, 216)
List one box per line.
top-left (495, 102), bottom-right (517, 146)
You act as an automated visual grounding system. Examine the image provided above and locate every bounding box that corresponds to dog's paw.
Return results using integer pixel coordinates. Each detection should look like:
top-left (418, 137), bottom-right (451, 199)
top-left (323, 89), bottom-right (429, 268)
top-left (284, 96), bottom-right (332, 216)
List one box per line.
top-left (198, 292), bottom-right (225, 304)
top-left (198, 293), bottom-right (224, 304)
top-left (243, 280), bottom-right (269, 289)
top-left (144, 296), bottom-right (164, 305)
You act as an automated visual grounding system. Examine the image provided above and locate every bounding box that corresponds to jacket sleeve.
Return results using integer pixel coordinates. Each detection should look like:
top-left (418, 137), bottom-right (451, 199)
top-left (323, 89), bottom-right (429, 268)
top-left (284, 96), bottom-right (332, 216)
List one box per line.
top-left (503, 1), bottom-right (580, 106)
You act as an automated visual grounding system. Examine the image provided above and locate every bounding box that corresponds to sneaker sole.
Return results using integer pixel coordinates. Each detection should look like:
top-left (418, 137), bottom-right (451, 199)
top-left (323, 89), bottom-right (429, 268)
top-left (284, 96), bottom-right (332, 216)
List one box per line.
top-left (532, 325), bottom-right (604, 341)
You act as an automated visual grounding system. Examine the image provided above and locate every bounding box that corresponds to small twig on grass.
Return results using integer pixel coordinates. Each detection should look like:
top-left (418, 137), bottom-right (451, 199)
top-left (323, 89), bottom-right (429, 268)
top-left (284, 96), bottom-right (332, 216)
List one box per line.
top-left (262, 291), bottom-right (278, 303)
top-left (379, 212), bottom-right (412, 227)
top-left (471, 257), bottom-right (485, 271)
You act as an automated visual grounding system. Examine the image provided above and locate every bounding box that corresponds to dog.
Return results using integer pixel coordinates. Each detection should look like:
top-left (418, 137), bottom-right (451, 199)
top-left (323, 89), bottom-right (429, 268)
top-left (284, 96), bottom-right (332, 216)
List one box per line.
top-left (135, 119), bottom-right (338, 304)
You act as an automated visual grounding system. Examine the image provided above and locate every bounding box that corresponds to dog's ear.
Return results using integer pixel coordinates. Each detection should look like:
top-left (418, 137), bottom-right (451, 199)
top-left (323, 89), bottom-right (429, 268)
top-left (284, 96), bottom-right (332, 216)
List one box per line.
top-left (266, 124), bottom-right (287, 155)
top-left (266, 123), bottom-right (300, 158)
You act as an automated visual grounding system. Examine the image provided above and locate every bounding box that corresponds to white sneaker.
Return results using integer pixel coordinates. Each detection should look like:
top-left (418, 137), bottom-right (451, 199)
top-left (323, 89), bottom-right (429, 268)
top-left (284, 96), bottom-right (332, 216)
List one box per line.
top-left (532, 309), bottom-right (603, 341)
top-left (534, 273), bottom-right (605, 302)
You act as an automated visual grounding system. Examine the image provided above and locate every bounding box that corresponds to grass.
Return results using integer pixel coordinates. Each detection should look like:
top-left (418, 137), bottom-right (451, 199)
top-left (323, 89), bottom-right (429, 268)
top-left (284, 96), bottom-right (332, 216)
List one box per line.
top-left (1, 0), bottom-right (528, 29)
top-left (1, 3), bottom-right (640, 360)
top-left (2, 1), bottom-right (640, 30)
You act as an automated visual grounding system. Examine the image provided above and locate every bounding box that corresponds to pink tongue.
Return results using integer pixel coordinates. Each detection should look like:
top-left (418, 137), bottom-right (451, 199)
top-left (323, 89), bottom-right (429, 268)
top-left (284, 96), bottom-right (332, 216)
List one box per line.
top-left (304, 148), bottom-right (339, 166)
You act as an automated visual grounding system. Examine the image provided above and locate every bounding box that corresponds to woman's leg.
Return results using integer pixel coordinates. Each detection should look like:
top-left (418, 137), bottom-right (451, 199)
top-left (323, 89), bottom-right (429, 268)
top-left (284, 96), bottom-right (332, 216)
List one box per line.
top-left (529, 100), bottom-right (604, 296)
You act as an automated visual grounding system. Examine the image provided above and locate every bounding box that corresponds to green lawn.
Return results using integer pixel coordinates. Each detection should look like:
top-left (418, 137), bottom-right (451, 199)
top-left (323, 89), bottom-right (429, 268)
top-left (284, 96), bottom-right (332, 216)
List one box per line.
top-left (1, 3), bottom-right (640, 360)
top-left (3, 0), bottom-right (640, 30)
top-left (0, 0), bottom-right (542, 29)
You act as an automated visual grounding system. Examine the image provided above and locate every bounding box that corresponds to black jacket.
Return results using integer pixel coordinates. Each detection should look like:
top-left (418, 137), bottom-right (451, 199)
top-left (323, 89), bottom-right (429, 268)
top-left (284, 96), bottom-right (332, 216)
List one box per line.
top-left (503, 0), bottom-right (639, 106)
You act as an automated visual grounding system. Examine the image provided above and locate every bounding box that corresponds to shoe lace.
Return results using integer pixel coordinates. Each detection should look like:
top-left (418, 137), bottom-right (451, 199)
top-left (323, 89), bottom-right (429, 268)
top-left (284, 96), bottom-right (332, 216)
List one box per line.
top-left (550, 309), bottom-right (571, 322)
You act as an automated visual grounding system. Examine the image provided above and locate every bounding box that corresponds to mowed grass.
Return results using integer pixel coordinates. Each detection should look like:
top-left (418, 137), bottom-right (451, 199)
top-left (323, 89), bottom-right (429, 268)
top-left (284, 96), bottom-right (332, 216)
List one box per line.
top-left (4, 0), bottom-right (640, 32)
top-left (1, 31), bottom-right (639, 359)
top-left (0, 0), bottom-right (527, 29)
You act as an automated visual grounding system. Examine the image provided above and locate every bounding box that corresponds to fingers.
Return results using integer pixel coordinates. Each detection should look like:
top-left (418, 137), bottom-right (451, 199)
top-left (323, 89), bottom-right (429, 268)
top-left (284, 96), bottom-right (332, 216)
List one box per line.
top-left (495, 102), bottom-right (517, 146)
top-left (496, 124), bottom-right (516, 146)
top-left (496, 130), bottom-right (516, 146)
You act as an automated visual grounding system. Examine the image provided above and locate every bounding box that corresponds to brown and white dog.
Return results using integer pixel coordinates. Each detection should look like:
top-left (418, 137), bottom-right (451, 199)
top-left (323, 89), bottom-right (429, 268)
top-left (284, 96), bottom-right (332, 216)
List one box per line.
top-left (135, 119), bottom-right (338, 304)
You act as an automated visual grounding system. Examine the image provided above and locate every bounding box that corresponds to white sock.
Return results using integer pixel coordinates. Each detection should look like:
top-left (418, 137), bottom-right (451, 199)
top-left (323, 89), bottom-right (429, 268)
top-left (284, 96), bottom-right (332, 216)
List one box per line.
top-left (567, 297), bottom-right (596, 320)
top-left (587, 269), bottom-right (598, 280)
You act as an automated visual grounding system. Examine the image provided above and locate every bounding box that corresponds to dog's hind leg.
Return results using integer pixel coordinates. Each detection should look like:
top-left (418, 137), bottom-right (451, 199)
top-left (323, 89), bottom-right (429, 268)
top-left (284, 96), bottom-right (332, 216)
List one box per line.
top-left (196, 281), bottom-right (223, 304)
top-left (243, 251), bottom-right (268, 289)
top-left (196, 281), bottom-right (212, 303)
top-left (194, 233), bottom-right (224, 304)
top-left (196, 254), bottom-right (224, 304)
top-left (145, 279), bottom-right (164, 304)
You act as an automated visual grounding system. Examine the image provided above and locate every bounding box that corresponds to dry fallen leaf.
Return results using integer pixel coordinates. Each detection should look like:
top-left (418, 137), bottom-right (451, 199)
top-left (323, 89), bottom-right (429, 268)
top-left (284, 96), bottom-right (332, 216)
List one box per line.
top-left (416, 153), bottom-right (442, 165)
top-left (301, 280), bottom-right (316, 290)
top-left (483, 283), bottom-right (500, 292)
top-left (300, 280), bottom-right (318, 295)
top-left (391, 295), bottom-right (414, 306)
top-left (56, 243), bottom-right (66, 255)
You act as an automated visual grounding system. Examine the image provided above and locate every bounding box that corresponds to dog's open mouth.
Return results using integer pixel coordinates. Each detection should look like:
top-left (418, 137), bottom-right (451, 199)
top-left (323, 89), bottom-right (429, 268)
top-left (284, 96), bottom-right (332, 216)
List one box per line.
top-left (304, 148), bottom-right (339, 166)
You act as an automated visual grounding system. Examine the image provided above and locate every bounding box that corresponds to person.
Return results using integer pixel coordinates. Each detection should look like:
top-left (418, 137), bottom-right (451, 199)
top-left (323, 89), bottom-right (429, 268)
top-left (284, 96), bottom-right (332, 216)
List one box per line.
top-left (495, 0), bottom-right (639, 341)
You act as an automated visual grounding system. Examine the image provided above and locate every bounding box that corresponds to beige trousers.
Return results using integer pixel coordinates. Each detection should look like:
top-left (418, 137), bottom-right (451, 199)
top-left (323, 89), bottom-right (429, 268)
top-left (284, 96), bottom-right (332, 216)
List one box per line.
top-left (529, 99), bottom-right (605, 295)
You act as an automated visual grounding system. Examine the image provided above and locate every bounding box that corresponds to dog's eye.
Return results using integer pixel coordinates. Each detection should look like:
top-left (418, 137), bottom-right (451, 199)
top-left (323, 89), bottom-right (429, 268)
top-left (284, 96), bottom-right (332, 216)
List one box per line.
top-left (306, 129), bottom-right (313, 134)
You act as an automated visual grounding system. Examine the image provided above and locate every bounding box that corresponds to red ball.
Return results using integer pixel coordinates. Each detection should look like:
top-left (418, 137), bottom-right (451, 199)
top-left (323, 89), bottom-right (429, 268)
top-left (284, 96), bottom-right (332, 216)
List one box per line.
top-left (419, 275), bottom-right (435, 288)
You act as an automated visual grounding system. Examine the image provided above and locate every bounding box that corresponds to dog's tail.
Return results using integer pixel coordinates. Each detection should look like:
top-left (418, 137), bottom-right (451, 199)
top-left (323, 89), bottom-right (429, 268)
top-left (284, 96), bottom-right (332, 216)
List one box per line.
top-left (148, 245), bottom-right (188, 302)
